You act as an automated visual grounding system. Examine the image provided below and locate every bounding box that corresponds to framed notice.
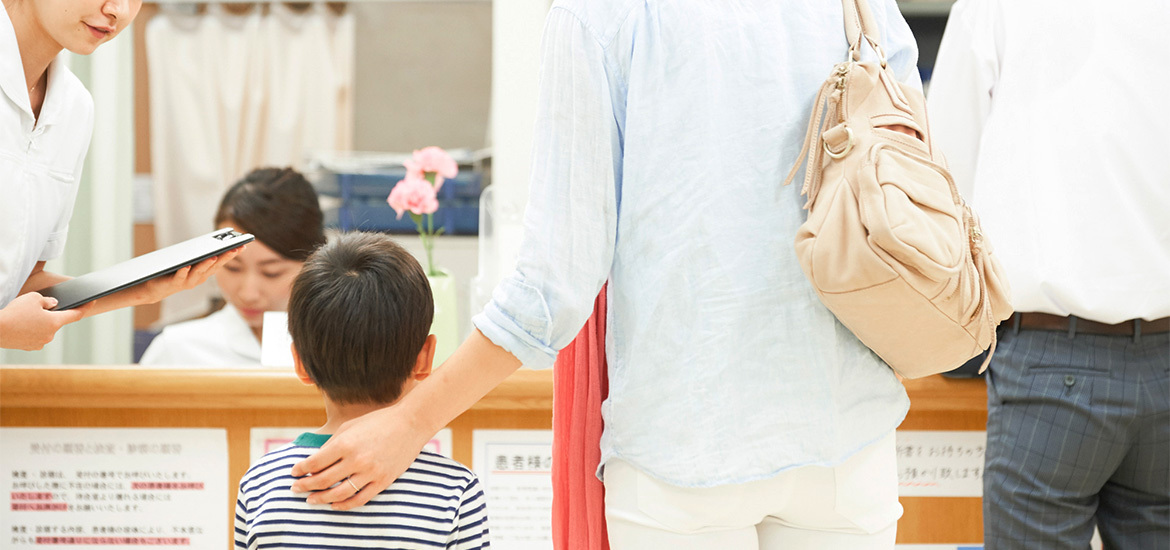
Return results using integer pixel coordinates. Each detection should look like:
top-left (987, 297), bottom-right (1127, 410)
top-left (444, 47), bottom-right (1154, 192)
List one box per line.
top-left (472, 430), bottom-right (553, 550)
top-left (896, 431), bottom-right (987, 497)
top-left (0, 428), bottom-right (227, 548)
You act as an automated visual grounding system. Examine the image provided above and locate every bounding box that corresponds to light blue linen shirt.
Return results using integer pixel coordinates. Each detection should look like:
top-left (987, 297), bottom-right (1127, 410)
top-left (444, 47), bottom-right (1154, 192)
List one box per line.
top-left (473, 0), bottom-right (919, 488)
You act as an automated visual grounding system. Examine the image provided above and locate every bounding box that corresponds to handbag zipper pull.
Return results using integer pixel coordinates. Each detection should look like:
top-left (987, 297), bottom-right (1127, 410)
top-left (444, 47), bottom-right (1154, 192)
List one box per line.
top-left (835, 63), bottom-right (850, 90)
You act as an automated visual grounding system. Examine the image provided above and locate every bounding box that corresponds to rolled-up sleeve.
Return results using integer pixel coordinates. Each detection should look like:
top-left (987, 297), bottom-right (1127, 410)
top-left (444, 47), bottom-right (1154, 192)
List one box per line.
top-left (472, 6), bottom-right (621, 370)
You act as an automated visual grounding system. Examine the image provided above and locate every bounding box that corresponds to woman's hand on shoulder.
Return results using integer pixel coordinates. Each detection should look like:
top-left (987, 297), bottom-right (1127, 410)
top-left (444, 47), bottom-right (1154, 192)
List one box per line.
top-left (288, 330), bottom-right (523, 510)
top-left (290, 403), bottom-right (431, 510)
top-left (0, 293), bottom-right (89, 350)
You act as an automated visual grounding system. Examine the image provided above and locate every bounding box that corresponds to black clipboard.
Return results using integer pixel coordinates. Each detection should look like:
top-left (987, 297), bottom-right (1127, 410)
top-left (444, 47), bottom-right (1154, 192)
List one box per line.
top-left (41, 228), bottom-right (254, 311)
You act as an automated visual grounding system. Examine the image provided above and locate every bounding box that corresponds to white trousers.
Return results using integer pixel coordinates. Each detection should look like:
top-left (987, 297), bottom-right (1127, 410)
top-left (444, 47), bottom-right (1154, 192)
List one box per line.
top-left (603, 432), bottom-right (901, 550)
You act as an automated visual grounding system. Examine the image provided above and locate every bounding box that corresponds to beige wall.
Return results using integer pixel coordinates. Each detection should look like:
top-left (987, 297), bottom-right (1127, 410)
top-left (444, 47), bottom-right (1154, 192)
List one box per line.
top-left (352, 2), bottom-right (493, 152)
top-left (134, 2), bottom-right (494, 171)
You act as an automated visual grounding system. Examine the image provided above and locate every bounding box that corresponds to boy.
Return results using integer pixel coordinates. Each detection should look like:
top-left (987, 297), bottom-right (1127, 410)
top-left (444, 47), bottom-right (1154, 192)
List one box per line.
top-left (234, 232), bottom-right (489, 549)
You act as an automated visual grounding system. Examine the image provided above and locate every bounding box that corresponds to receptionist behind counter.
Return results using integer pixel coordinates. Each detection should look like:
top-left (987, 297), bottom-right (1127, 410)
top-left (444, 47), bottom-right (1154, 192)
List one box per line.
top-left (140, 168), bottom-right (326, 367)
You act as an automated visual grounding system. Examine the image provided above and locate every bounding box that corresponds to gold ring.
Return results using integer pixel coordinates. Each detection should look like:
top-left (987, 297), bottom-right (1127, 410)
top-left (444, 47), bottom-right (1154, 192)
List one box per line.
top-left (346, 477), bottom-right (360, 492)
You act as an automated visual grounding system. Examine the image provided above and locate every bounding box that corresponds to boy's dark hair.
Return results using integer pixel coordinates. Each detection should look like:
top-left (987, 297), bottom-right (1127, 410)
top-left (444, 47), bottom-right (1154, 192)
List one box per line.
top-left (288, 232), bottom-right (434, 405)
top-left (215, 167), bottom-right (326, 262)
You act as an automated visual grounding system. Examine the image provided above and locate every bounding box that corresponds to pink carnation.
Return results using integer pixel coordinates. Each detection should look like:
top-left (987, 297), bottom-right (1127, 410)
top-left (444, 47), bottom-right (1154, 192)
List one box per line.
top-left (387, 176), bottom-right (439, 218)
top-left (404, 146), bottom-right (458, 191)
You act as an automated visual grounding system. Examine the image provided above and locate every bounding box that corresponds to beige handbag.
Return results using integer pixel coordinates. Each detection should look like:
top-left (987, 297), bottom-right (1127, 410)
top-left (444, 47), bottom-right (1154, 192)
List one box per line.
top-left (783, 0), bottom-right (1013, 379)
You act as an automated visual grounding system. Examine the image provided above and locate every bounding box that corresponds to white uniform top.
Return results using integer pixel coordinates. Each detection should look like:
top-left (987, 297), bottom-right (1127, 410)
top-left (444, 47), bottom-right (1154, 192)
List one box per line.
top-left (139, 304), bottom-right (262, 367)
top-left (927, 0), bottom-right (1170, 323)
top-left (0, 2), bottom-right (95, 306)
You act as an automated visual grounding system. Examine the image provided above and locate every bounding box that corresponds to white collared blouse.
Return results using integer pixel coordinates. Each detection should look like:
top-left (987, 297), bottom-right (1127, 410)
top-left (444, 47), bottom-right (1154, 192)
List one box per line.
top-left (0, 2), bottom-right (94, 306)
top-left (139, 304), bottom-right (262, 367)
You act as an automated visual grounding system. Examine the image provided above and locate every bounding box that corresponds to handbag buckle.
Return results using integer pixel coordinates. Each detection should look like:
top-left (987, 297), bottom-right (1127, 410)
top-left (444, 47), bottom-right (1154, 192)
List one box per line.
top-left (823, 127), bottom-right (855, 159)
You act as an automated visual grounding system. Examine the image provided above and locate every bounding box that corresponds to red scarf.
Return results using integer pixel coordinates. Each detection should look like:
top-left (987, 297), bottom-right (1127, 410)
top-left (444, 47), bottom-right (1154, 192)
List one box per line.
top-left (551, 285), bottom-right (610, 550)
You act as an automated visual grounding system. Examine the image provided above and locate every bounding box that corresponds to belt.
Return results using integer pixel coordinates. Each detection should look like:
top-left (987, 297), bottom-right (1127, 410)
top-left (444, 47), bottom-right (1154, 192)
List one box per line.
top-left (1009, 312), bottom-right (1170, 340)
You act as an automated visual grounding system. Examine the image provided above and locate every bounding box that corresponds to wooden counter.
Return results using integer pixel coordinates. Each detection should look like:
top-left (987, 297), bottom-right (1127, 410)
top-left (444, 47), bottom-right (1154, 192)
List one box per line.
top-left (899, 374), bottom-right (988, 545)
top-left (1, 367), bottom-right (986, 545)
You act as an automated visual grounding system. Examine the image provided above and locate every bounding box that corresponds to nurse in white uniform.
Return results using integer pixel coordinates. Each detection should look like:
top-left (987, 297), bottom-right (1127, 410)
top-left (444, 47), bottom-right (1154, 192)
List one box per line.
top-left (0, 0), bottom-right (234, 351)
top-left (140, 167), bottom-right (325, 367)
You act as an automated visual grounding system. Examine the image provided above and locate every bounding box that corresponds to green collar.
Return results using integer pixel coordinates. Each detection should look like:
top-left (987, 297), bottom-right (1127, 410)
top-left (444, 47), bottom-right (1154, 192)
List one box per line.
top-left (292, 432), bottom-right (332, 448)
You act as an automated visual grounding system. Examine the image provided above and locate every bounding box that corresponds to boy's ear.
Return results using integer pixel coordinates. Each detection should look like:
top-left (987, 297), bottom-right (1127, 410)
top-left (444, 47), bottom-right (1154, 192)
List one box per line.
top-left (412, 334), bottom-right (437, 381)
top-left (291, 343), bottom-right (314, 386)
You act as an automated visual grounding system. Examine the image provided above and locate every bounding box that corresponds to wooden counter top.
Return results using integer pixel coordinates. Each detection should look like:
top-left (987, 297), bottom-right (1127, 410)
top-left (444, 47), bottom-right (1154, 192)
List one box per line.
top-left (901, 373), bottom-right (987, 411)
top-left (0, 366), bottom-right (554, 411)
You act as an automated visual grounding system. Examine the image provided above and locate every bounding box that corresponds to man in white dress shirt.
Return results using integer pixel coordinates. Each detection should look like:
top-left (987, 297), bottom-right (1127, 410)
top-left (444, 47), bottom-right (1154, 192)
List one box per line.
top-left (927, 1), bottom-right (1170, 548)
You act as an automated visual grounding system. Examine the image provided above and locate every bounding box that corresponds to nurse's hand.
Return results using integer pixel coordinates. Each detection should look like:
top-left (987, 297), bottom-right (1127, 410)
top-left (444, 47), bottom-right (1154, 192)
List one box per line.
top-left (135, 251), bottom-right (238, 304)
top-left (0, 293), bottom-right (89, 350)
top-left (86, 248), bottom-right (243, 317)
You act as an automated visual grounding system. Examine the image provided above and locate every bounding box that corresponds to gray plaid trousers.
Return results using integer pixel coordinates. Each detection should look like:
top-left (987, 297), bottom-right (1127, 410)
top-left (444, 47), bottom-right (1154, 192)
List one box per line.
top-left (984, 328), bottom-right (1169, 550)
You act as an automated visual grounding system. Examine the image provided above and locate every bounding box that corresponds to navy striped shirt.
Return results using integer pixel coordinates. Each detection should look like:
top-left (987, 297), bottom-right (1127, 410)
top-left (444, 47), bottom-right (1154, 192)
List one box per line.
top-left (235, 433), bottom-right (489, 549)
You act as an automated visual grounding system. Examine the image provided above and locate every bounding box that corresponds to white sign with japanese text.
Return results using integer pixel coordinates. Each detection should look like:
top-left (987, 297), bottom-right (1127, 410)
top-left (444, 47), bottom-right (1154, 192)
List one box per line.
top-left (472, 430), bottom-right (553, 550)
top-left (896, 430), bottom-right (987, 497)
top-left (248, 427), bottom-right (454, 465)
top-left (260, 311), bottom-right (294, 368)
top-left (0, 428), bottom-right (227, 548)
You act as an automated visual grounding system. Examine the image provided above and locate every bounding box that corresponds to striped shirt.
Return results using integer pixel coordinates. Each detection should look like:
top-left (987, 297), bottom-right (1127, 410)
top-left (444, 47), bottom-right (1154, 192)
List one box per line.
top-left (235, 433), bottom-right (489, 549)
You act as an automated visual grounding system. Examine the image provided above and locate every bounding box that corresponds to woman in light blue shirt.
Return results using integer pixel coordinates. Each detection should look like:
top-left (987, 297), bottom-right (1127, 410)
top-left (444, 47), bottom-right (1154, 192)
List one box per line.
top-left (291, 1), bottom-right (921, 547)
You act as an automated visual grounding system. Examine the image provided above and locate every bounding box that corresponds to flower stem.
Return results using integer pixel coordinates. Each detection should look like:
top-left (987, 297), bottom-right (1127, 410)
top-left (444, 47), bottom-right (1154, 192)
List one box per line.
top-left (425, 213), bottom-right (437, 276)
top-left (410, 212), bottom-right (436, 276)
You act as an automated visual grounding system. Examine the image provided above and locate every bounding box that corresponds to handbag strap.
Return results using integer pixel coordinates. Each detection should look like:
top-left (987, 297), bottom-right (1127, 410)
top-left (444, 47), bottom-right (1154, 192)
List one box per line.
top-left (842, 0), bottom-right (886, 66)
top-left (782, 0), bottom-right (888, 200)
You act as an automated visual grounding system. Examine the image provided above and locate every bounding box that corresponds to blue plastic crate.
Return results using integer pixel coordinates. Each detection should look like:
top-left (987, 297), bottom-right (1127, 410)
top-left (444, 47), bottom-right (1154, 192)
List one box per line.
top-left (329, 196), bottom-right (480, 235)
top-left (325, 171), bottom-right (483, 234)
top-left (442, 201), bottom-right (481, 235)
top-left (332, 171), bottom-right (482, 200)
top-left (338, 202), bottom-right (419, 234)
top-left (437, 173), bottom-right (484, 200)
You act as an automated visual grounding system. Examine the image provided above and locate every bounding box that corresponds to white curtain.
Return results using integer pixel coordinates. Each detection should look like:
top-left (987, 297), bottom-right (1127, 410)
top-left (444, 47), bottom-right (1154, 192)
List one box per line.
top-left (147, 3), bottom-right (353, 323)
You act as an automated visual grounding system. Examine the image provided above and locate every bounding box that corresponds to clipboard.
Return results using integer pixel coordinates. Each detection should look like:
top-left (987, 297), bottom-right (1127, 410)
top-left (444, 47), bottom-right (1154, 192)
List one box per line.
top-left (41, 228), bottom-right (254, 311)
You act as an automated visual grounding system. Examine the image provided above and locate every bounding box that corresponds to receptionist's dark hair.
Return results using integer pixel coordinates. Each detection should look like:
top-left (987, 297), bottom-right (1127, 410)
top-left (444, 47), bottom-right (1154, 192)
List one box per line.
top-left (214, 167), bottom-right (326, 262)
